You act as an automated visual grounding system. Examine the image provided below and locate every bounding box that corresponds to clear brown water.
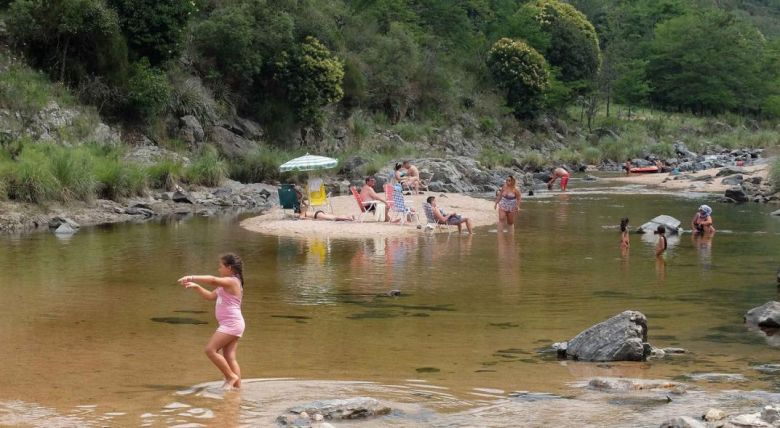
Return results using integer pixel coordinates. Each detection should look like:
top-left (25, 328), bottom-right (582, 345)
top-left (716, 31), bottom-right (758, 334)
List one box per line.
top-left (2, 189), bottom-right (780, 426)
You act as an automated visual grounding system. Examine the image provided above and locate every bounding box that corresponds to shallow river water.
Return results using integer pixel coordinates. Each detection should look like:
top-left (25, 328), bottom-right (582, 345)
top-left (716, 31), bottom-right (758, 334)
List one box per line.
top-left (1, 185), bottom-right (779, 427)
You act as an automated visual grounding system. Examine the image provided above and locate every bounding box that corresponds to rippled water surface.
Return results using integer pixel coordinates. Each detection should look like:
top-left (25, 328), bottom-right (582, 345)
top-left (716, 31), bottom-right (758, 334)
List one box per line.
top-left (1, 190), bottom-right (779, 426)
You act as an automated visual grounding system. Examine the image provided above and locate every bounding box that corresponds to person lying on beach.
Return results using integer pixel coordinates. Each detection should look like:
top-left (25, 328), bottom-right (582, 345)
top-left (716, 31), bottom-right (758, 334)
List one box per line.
top-left (691, 204), bottom-right (715, 234)
top-left (427, 196), bottom-right (473, 234)
top-left (300, 210), bottom-right (355, 221)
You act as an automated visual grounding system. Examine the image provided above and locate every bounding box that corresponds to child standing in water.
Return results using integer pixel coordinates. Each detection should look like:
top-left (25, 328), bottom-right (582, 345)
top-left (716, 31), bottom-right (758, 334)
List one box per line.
top-left (655, 225), bottom-right (667, 257)
top-left (620, 217), bottom-right (630, 250)
top-left (178, 254), bottom-right (245, 390)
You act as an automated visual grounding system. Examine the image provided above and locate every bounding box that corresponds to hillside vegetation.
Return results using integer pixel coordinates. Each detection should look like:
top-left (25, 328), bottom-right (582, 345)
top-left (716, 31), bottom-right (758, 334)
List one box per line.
top-left (1, 0), bottom-right (780, 203)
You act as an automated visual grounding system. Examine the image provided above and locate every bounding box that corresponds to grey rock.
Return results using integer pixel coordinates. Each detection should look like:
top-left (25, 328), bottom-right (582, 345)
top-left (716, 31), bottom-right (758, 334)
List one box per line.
top-left (704, 408), bottom-right (727, 421)
top-left (235, 117), bottom-right (264, 140)
top-left (48, 216), bottom-right (80, 230)
top-left (125, 207), bottom-right (155, 218)
top-left (771, 209), bottom-right (780, 217)
top-left (721, 175), bottom-right (744, 186)
top-left (54, 223), bottom-right (77, 235)
top-left (563, 310), bottom-right (648, 361)
top-left (685, 373), bottom-right (747, 383)
top-left (716, 166), bottom-right (748, 177)
top-left (753, 364), bottom-right (780, 374)
top-left (89, 123), bottom-right (121, 146)
top-left (179, 115), bottom-right (205, 145)
top-left (583, 174), bottom-right (598, 181)
top-left (730, 412), bottom-right (768, 427)
top-left (761, 404), bottom-right (780, 424)
top-left (659, 416), bottom-right (707, 428)
top-left (212, 187), bottom-right (232, 199)
top-left (638, 215), bottom-right (682, 234)
top-left (172, 190), bottom-right (194, 204)
top-left (587, 377), bottom-right (687, 393)
top-left (209, 126), bottom-right (257, 159)
top-left (745, 301), bottom-right (780, 328)
top-left (725, 187), bottom-right (750, 203)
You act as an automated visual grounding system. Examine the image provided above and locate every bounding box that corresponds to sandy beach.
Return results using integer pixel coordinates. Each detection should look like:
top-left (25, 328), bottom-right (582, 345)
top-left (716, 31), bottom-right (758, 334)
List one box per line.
top-left (602, 162), bottom-right (770, 193)
top-left (240, 192), bottom-right (500, 239)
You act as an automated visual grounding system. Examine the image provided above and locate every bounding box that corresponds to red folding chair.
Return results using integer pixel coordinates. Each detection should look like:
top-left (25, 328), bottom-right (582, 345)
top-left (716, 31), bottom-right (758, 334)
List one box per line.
top-left (350, 185), bottom-right (378, 222)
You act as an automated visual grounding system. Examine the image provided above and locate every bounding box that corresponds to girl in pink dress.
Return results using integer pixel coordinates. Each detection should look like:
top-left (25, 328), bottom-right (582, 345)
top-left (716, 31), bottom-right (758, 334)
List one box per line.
top-left (178, 254), bottom-right (245, 390)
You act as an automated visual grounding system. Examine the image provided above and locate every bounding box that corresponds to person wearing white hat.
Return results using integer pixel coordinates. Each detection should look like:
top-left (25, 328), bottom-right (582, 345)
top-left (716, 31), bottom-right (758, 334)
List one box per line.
top-left (691, 204), bottom-right (715, 234)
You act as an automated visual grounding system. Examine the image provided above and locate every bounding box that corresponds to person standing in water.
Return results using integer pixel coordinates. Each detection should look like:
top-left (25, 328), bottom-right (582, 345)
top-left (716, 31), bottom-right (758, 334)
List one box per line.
top-left (494, 176), bottom-right (522, 231)
top-left (655, 225), bottom-right (667, 257)
top-left (620, 217), bottom-right (630, 252)
top-left (547, 167), bottom-right (570, 191)
top-left (178, 253), bottom-right (245, 390)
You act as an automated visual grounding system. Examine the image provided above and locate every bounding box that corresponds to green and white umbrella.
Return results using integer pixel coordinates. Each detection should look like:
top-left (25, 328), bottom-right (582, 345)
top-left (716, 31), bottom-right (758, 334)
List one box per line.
top-left (279, 154), bottom-right (338, 172)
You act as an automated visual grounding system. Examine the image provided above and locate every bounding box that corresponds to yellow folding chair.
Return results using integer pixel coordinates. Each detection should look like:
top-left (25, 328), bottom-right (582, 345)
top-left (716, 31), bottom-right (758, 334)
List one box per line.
top-left (307, 178), bottom-right (332, 213)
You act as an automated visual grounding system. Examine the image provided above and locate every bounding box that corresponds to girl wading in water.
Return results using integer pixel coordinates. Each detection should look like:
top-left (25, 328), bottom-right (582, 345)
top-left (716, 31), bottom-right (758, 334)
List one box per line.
top-left (178, 254), bottom-right (245, 390)
top-left (494, 175), bottom-right (522, 232)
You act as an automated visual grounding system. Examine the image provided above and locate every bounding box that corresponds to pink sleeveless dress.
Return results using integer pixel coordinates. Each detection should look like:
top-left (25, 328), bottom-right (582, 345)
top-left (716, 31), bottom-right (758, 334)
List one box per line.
top-left (215, 279), bottom-right (244, 337)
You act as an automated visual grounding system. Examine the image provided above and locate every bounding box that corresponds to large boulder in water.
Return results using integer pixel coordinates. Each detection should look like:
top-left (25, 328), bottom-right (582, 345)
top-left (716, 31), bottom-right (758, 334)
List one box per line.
top-left (560, 310), bottom-right (649, 362)
top-left (745, 301), bottom-right (780, 328)
top-left (637, 215), bottom-right (682, 234)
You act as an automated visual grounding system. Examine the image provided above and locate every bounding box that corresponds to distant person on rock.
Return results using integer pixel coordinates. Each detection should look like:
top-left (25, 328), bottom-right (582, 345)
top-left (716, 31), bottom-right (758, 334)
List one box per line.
top-left (547, 167), bottom-right (570, 192)
top-left (691, 204), bottom-right (715, 235)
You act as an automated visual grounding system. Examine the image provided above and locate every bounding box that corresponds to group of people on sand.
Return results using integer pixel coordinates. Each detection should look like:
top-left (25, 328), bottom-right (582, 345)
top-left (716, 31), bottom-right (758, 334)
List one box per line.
top-left (392, 160), bottom-right (423, 194)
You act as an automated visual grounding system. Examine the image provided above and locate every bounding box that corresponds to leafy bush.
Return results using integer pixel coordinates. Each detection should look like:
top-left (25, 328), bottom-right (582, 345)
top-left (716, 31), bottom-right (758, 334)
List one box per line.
top-left (522, 151), bottom-right (546, 170)
top-left (167, 75), bottom-right (219, 124)
top-left (478, 147), bottom-right (513, 169)
top-left (487, 38), bottom-right (550, 119)
top-left (479, 117), bottom-right (500, 136)
top-left (348, 111), bottom-right (375, 145)
top-left (553, 148), bottom-right (582, 165)
top-left (392, 121), bottom-right (432, 142)
top-left (651, 142), bottom-right (675, 158)
top-left (126, 60), bottom-right (172, 121)
top-left (187, 146), bottom-right (226, 187)
top-left (146, 158), bottom-right (184, 190)
top-left (229, 147), bottom-right (291, 183)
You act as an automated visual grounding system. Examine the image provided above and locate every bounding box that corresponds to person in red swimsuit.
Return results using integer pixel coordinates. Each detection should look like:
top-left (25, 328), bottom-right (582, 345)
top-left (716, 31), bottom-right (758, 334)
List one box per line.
top-left (547, 167), bottom-right (570, 191)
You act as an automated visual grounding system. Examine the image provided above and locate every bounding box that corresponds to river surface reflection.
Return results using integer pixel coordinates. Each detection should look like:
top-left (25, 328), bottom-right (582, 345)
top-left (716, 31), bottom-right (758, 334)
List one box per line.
top-left (1, 193), bottom-right (779, 426)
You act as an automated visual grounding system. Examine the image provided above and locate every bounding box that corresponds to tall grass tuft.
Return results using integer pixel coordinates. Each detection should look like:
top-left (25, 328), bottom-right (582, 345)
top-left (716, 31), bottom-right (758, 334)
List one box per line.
top-left (348, 111), bottom-right (375, 145)
top-left (48, 145), bottom-right (97, 201)
top-left (8, 149), bottom-right (59, 203)
top-left (477, 147), bottom-right (513, 169)
top-left (522, 151), bottom-right (546, 170)
top-left (187, 145), bottom-right (226, 187)
top-left (230, 147), bottom-right (293, 183)
top-left (582, 146), bottom-right (602, 165)
top-left (553, 148), bottom-right (582, 165)
top-left (147, 158), bottom-right (184, 190)
top-left (771, 158), bottom-right (780, 192)
top-left (95, 159), bottom-right (146, 200)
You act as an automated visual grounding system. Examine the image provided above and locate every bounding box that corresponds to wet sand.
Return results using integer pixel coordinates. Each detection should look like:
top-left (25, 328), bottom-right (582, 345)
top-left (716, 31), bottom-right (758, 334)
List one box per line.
top-left (240, 192), bottom-right (505, 238)
top-left (603, 163), bottom-right (770, 193)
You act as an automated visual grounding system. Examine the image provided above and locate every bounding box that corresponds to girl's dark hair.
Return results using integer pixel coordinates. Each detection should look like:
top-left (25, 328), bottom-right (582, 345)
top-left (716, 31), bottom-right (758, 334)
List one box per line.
top-left (656, 225), bottom-right (666, 234)
top-left (220, 253), bottom-right (244, 287)
top-left (395, 163), bottom-right (402, 170)
top-left (620, 217), bottom-right (629, 232)
top-left (426, 196), bottom-right (435, 204)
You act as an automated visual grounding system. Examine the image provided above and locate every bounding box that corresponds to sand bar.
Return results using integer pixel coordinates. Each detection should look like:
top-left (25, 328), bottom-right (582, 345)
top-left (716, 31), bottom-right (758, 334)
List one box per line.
top-left (240, 192), bottom-right (501, 239)
top-left (602, 162), bottom-right (769, 193)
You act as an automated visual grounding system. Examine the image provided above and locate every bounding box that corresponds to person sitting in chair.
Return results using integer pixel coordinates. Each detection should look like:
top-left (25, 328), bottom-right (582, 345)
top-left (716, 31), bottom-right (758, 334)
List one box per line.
top-left (427, 196), bottom-right (473, 234)
top-left (402, 160), bottom-right (422, 194)
top-left (360, 176), bottom-right (392, 222)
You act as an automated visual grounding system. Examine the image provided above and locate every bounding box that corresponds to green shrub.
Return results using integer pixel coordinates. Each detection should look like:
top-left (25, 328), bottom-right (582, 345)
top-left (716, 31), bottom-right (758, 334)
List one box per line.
top-left (146, 158), bottom-right (184, 190)
top-left (651, 142), bottom-right (675, 158)
top-left (167, 75), bottom-right (219, 124)
top-left (48, 146), bottom-right (97, 201)
top-left (582, 146), bottom-right (602, 164)
top-left (599, 137), bottom-right (627, 162)
top-left (487, 37), bottom-right (549, 119)
top-left (8, 149), bottom-right (58, 203)
top-left (393, 121), bottom-right (432, 142)
top-left (522, 151), bottom-right (546, 170)
top-left (478, 147), bottom-right (513, 169)
top-left (187, 146), bottom-right (226, 187)
top-left (479, 116), bottom-right (500, 136)
top-left (126, 60), bottom-right (172, 121)
top-left (348, 111), bottom-right (375, 145)
top-left (94, 159), bottom-right (146, 200)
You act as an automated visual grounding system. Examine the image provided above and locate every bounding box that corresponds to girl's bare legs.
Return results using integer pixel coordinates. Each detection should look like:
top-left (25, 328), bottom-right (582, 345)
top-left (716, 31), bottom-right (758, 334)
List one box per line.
top-left (204, 332), bottom-right (240, 389)
top-left (498, 210), bottom-right (507, 231)
top-left (222, 338), bottom-right (241, 388)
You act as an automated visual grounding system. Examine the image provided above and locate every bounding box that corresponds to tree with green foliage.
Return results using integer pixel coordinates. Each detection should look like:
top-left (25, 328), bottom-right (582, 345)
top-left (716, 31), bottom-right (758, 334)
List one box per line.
top-left (613, 59), bottom-right (650, 116)
top-left (7, 0), bottom-right (128, 84)
top-left (518, 0), bottom-right (601, 83)
top-left (487, 38), bottom-right (549, 119)
top-left (107, 0), bottom-right (197, 66)
top-left (126, 59), bottom-right (172, 121)
top-left (647, 9), bottom-right (769, 114)
top-left (275, 37), bottom-right (345, 126)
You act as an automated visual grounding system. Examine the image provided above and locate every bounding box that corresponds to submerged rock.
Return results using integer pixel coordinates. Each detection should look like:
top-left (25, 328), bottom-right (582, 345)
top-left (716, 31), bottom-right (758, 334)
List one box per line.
top-left (703, 408), bottom-right (727, 421)
top-left (745, 301), bottom-right (780, 328)
top-left (659, 416), bottom-right (707, 428)
top-left (561, 310), bottom-right (649, 362)
top-left (278, 397), bottom-right (391, 426)
top-left (587, 377), bottom-right (686, 394)
top-left (685, 373), bottom-right (747, 383)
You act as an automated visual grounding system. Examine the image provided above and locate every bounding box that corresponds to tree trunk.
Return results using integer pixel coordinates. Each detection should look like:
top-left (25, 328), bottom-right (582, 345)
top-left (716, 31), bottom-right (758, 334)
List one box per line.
top-left (60, 38), bottom-right (69, 83)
